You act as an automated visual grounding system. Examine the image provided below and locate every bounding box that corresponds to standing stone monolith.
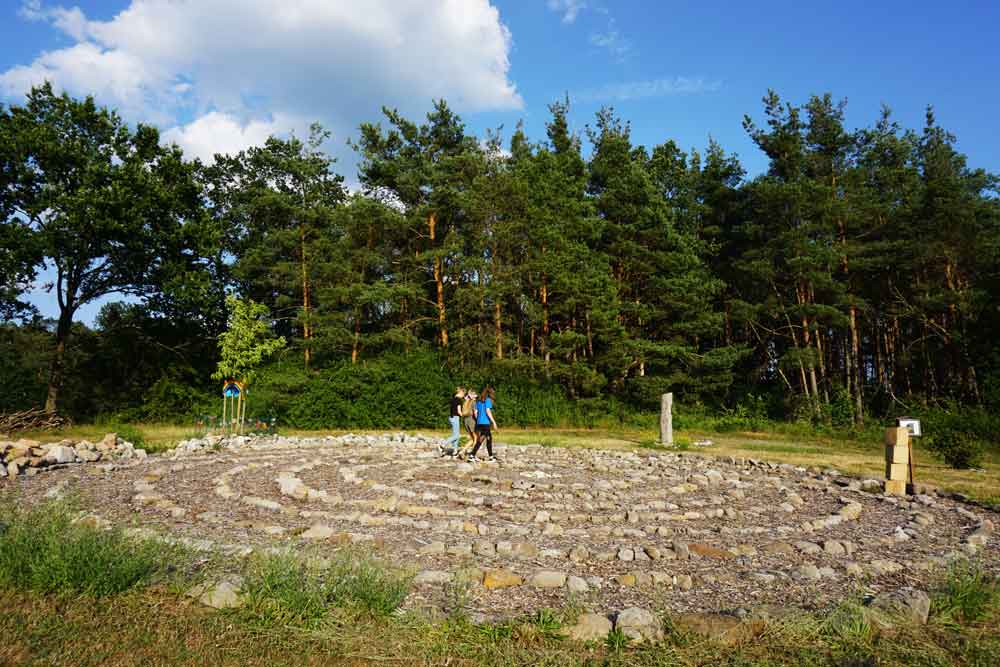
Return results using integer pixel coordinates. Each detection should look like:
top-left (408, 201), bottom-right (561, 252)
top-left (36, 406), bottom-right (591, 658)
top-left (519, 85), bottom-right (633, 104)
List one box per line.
top-left (660, 393), bottom-right (673, 446)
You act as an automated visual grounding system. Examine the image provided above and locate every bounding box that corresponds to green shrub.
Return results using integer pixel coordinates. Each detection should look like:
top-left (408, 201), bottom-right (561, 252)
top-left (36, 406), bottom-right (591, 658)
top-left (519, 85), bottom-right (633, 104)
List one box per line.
top-left (925, 424), bottom-right (985, 469)
top-left (0, 501), bottom-right (169, 596)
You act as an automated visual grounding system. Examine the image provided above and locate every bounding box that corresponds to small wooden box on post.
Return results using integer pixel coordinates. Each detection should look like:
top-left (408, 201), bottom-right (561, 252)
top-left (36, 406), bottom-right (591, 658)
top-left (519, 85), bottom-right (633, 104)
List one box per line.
top-left (884, 426), bottom-right (909, 496)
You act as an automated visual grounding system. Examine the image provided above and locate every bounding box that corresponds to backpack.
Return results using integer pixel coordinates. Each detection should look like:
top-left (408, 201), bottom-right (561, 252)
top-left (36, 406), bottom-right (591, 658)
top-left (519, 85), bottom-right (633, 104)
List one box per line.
top-left (461, 397), bottom-right (475, 417)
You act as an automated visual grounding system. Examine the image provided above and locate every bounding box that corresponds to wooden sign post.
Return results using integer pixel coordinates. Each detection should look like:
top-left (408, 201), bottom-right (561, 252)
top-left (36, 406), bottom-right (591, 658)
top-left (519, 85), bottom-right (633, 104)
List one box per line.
top-left (660, 393), bottom-right (673, 446)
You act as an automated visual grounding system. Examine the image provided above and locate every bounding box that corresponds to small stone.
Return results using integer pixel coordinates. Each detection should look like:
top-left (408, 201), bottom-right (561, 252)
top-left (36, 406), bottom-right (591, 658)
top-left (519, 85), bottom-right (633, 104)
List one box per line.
top-left (301, 524), bottom-right (334, 540)
top-left (839, 503), bottom-right (863, 521)
top-left (675, 574), bottom-right (693, 591)
top-left (617, 547), bottom-right (635, 562)
top-left (823, 540), bottom-right (845, 556)
top-left (615, 573), bottom-right (637, 587)
top-left (414, 570), bottom-right (453, 585)
top-left (567, 575), bottom-right (588, 593)
top-left (529, 570), bottom-right (567, 589)
top-left (794, 565), bottom-right (821, 580)
top-left (195, 578), bottom-right (245, 609)
top-left (77, 449), bottom-right (101, 463)
top-left (483, 569), bottom-right (523, 590)
top-left (794, 541), bottom-right (822, 555)
top-left (564, 613), bottom-right (612, 642)
top-left (512, 542), bottom-right (539, 559)
top-left (42, 445), bottom-right (76, 463)
top-left (420, 541), bottom-right (446, 555)
top-left (868, 559), bottom-right (904, 576)
top-left (763, 542), bottom-right (795, 556)
top-left (689, 543), bottom-right (734, 560)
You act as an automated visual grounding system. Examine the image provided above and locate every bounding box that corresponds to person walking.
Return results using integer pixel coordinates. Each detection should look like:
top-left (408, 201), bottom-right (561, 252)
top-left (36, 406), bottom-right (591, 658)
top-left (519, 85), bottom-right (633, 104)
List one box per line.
top-left (468, 386), bottom-right (498, 463)
top-left (459, 389), bottom-right (478, 457)
top-left (440, 386), bottom-right (465, 456)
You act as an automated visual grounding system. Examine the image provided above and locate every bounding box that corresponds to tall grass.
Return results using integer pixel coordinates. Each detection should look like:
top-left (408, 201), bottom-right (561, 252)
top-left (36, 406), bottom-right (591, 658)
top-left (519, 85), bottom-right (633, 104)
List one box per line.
top-left (238, 549), bottom-right (411, 626)
top-left (932, 560), bottom-right (999, 624)
top-left (0, 500), bottom-right (172, 596)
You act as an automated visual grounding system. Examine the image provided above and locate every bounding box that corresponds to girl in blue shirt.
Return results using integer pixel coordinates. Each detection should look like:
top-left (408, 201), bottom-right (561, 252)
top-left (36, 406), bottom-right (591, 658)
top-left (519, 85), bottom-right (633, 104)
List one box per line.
top-left (468, 386), bottom-right (499, 462)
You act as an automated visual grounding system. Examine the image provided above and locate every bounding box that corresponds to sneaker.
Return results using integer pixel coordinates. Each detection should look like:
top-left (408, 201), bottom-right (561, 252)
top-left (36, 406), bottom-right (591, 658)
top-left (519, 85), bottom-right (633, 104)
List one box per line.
top-left (467, 456), bottom-right (479, 463)
top-left (487, 456), bottom-right (498, 463)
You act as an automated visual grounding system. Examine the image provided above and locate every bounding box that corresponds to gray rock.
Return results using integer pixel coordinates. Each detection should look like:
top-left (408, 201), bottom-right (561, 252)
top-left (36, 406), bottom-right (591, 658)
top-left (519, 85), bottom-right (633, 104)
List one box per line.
top-left (793, 565), bottom-right (821, 580)
top-left (77, 449), bottom-right (101, 463)
top-left (823, 540), bottom-right (845, 556)
top-left (301, 524), bottom-right (334, 540)
top-left (564, 613), bottom-right (612, 641)
top-left (615, 607), bottom-right (663, 643)
top-left (617, 547), bottom-right (635, 562)
top-left (529, 570), bottom-right (567, 589)
top-left (872, 588), bottom-right (931, 624)
top-left (414, 570), bottom-right (453, 585)
top-left (192, 577), bottom-right (245, 609)
top-left (566, 575), bottom-right (589, 593)
top-left (44, 445), bottom-right (76, 464)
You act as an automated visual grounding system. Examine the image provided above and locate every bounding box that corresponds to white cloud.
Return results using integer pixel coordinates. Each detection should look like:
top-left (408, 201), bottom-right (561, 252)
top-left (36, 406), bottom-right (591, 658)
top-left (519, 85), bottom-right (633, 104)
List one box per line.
top-left (3, 0), bottom-right (522, 164)
top-left (578, 77), bottom-right (723, 102)
top-left (161, 112), bottom-right (299, 163)
top-left (547, 0), bottom-right (587, 24)
top-left (589, 28), bottom-right (632, 62)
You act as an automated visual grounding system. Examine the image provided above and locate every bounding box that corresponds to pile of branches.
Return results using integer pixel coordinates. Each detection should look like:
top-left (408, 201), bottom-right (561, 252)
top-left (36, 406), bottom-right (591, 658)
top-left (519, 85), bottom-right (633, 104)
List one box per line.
top-left (0, 408), bottom-right (72, 436)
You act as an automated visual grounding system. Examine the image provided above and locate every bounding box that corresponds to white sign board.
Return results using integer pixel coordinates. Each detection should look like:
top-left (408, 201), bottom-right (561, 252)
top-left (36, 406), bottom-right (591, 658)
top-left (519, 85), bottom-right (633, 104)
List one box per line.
top-left (897, 418), bottom-right (921, 437)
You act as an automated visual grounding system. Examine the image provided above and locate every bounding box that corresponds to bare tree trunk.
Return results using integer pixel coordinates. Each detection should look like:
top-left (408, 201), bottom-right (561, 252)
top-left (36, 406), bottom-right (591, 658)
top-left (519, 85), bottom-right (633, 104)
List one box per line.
top-left (541, 278), bottom-right (550, 374)
top-left (849, 305), bottom-right (863, 423)
top-left (351, 308), bottom-right (361, 364)
top-left (44, 307), bottom-right (74, 414)
top-left (586, 312), bottom-right (594, 359)
top-left (429, 212), bottom-right (448, 347)
top-left (494, 302), bottom-right (503, 359)
top-left (300, 224), bottom-right (312, 368)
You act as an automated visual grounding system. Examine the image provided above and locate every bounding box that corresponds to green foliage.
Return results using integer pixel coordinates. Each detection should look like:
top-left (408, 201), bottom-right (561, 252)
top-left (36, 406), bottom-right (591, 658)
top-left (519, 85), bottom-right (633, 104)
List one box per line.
top-left (0, 501), bottom-right (169, 596)
top-left (239, 548), bottom-right (410, 626)
top-left (715, 395), bottom-right (771, 432)
top-left (102, 421), bottom-right (146, 450)
top-left (933, 561), bottom-right (999, 624)
top-left (213, 296), bottom-right (286, 386)
top-left (922, 407), bottom-right (988, 469)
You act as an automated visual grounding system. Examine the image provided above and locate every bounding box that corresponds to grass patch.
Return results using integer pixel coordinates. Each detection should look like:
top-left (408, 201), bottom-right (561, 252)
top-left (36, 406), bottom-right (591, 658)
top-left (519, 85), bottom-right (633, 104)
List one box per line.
top-left (238, 548), bottom-right (411, 627)
top-left (0, 500), bottom-right (177, 596)
top-left (933, 560), bottom-right (999, 625)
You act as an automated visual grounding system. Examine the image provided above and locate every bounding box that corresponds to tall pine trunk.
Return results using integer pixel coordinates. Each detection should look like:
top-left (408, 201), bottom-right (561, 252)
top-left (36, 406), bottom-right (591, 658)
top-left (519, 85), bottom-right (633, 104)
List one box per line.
top-left (429, 212), bottom-right (448, 347)
top-left (300, 223), bottom-right (312, 368)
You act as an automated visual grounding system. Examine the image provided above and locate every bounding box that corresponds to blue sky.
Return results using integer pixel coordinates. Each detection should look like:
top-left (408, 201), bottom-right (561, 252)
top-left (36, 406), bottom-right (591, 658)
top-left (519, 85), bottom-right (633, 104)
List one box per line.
top-left (3, 0), bottom-right (999, 323)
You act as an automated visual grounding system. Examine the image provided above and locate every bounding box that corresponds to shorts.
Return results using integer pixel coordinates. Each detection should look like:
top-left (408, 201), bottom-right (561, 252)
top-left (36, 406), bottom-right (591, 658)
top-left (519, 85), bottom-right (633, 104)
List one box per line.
top-left (464, 416), bottom-right (476, 433)
top-left (475, 424), bottom-right (491, 434)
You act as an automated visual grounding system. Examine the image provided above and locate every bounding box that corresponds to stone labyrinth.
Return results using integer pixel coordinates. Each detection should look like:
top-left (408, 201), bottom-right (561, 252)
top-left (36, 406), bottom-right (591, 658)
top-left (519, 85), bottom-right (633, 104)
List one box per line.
top-left (11, 433), bottom-right (999, 620)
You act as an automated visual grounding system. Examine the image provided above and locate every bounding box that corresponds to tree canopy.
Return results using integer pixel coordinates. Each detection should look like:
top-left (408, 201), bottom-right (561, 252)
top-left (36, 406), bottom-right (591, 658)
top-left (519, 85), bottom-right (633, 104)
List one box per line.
top-left (2, 86), bottom-right (999, 428)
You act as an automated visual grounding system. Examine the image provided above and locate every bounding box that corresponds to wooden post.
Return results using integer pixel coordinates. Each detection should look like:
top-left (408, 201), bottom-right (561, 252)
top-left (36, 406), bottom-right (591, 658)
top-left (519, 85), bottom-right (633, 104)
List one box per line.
top-left (660, 393), bottom-right (673, 446)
